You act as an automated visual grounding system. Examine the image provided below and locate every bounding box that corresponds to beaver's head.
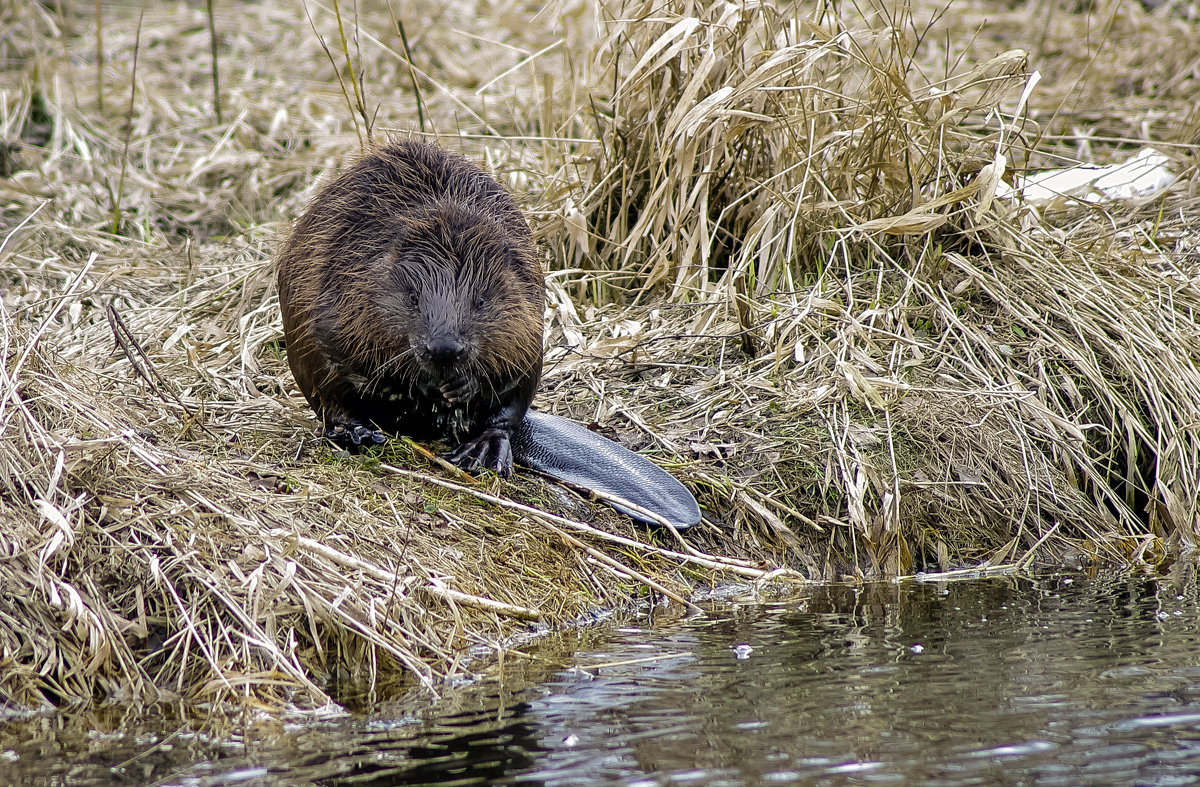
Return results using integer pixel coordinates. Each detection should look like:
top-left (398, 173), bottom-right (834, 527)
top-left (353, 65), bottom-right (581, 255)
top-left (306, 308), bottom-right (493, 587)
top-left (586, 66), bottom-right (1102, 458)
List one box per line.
top-left (365, 203), bottom-right (544, 392)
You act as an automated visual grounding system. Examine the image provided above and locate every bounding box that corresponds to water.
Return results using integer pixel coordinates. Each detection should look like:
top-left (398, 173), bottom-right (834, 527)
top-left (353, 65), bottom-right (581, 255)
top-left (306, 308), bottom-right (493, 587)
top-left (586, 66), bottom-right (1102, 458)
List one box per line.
top-left (7, 567), bottom-right (1200, 785)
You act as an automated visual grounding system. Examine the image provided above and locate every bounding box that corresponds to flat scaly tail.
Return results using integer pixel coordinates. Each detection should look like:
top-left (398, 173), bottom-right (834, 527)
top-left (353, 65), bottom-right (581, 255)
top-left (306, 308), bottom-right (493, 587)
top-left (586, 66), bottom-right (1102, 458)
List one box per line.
top-left (511, 411), bottom-right (700, 531)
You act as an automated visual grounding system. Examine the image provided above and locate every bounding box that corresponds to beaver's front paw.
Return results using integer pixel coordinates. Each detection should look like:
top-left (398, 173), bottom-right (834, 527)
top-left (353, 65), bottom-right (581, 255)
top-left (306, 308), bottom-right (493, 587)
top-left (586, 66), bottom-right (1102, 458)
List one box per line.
top-left (445, 428), bottom-right (513, 477)
top-left (439, 376), bottom-right (479, 405)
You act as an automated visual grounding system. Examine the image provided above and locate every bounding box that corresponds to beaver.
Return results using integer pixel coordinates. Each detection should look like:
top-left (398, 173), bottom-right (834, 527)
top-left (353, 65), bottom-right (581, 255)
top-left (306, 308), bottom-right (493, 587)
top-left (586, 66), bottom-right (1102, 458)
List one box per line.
top-left (277, 139), bottom-right (700, 530)
top-left (276, 139), bottom-right (543, 476)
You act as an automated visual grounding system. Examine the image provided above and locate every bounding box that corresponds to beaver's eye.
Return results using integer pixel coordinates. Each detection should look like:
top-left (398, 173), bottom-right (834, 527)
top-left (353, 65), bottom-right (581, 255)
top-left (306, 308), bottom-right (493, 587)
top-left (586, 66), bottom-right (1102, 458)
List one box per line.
top-left (474, 295), bottom-right (487, 310)
top-left (404, 287), bottom-right (419, 306)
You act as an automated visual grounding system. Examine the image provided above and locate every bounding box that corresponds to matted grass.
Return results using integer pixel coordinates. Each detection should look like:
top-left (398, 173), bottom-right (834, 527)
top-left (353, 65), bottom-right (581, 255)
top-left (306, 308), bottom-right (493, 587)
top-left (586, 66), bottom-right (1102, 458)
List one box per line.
top-left (0, 0), bottom-right (1197, 710)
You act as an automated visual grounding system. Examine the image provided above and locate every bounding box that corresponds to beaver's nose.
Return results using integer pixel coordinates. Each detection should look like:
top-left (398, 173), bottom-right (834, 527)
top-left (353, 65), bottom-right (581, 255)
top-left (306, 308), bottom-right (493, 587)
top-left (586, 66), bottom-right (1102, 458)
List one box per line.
top-left (425, 337), bottom-right (466, 364)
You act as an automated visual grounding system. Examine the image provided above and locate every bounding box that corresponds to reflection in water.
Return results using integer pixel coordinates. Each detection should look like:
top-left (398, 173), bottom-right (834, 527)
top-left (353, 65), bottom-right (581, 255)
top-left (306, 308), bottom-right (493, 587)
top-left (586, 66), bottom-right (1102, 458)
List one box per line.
top-left (7, 566), bottom-right (1200, 785)
top-left (310, 708), bottom-right (544, 786)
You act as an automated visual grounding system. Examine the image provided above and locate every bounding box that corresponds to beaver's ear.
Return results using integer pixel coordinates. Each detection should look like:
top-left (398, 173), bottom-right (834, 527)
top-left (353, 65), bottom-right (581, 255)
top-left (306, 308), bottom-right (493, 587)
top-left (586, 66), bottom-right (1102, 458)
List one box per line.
top-left (365, 248), bottom-right (397, 276)
top-left (385, 214), bottom-right (417, 253)
top-left (506, 245), bottom-right (543, 285)
top-left (361, 249), bottom-right (407, 298)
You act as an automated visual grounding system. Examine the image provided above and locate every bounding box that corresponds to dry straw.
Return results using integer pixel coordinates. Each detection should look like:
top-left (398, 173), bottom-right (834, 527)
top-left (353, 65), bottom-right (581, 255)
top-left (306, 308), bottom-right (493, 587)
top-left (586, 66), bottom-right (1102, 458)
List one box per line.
top-left (0, 0), bottom-right (1197, 710)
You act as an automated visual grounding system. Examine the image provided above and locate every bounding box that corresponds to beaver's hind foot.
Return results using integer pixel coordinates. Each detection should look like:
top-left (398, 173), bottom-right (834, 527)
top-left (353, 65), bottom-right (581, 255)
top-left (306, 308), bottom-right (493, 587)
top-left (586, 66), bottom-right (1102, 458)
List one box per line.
top-left (321, 421), bottom-right (387, 447)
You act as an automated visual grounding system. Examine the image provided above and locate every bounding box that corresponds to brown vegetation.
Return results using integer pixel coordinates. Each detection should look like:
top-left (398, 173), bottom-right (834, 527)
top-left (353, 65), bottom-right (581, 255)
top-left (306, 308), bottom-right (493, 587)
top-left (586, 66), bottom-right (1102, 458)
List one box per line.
top-left (0, 0), bottom-right (1197, 710)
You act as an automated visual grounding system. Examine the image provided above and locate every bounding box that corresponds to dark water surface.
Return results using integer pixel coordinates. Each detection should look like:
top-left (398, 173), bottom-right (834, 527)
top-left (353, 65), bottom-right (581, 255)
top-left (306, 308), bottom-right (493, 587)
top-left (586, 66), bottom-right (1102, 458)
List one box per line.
top-left (7, 567), bottom-right (1200, 785)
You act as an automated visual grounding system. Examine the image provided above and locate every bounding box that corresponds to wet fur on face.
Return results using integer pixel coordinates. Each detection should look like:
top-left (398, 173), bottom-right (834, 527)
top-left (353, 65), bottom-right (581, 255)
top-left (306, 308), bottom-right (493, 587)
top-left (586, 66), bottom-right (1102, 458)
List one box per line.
top-left (361, 204), bottom-right (542, 393)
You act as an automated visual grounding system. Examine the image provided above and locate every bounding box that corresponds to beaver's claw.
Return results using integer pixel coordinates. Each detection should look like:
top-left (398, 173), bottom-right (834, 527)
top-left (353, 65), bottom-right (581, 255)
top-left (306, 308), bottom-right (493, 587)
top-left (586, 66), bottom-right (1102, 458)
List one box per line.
top-left (445, 428), bottom-right (514, 477)
top-left (439, 376), bottom-right (479, 405)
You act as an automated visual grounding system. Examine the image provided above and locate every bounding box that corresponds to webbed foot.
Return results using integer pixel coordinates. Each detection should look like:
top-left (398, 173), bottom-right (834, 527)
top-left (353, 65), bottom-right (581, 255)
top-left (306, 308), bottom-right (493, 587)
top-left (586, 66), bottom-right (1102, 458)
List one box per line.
top-left (321, 422), bottom-right (387, 448)
top-left (445, 428), bottom-right (514, 477)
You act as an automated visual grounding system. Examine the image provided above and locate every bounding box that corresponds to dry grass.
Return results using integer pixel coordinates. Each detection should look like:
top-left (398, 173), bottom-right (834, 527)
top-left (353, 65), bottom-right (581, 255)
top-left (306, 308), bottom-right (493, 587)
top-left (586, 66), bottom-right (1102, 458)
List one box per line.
top-left (0, 0), bottom-right (1197, 710)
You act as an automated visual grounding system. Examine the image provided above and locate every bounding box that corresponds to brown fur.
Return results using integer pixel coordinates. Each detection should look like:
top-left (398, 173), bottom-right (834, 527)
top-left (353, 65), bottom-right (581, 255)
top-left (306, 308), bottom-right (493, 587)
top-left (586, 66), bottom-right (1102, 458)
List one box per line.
top-left (276, 139), bottom-right (544, 475)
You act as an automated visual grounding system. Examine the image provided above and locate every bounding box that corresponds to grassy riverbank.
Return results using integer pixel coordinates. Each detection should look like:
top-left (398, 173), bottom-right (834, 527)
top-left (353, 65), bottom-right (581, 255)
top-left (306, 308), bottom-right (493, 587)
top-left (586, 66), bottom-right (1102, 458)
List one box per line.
top-left (1, 0), bottom-right (1197, 710)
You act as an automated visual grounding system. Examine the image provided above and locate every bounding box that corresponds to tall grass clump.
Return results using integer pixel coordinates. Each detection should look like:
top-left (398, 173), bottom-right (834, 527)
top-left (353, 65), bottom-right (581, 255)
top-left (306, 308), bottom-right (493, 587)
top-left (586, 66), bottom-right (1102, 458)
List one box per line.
top-left (530, 0), bottom-right (1200, 573)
